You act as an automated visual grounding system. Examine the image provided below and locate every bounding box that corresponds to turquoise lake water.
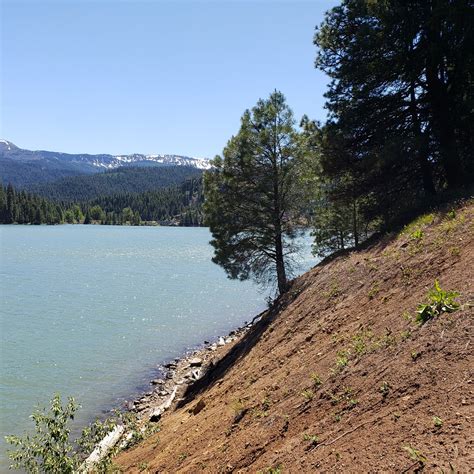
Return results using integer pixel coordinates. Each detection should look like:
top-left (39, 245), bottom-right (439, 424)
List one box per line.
top-left (0, 225), bottom-right (316, 469)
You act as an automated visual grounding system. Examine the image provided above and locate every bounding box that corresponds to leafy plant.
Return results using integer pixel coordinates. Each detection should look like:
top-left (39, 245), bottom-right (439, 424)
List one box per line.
top-left (5, 394), bottom-right (80, 473)
top-left (257, 466), bottom-right (282, 474)
top-left (416, 280), bottom-right (460, 324)
top-left (403, 445), bottom-right (427, 466)
top-left (303, 433), bottom-right (319, 446)
top-left (178, 452), bottom-right (189, 462)
top-left (411, 350), bottom-right (421, 361)
top-left (301, 389), bottom-right (315, 401)
top-left (335, 350), bottom-right (349, 370)
top-left (447, 209), bottom-right (456, 220)
top-left (311, 373), bottom-right (323, 387)
top-left (380, 381), bottom-right (390, 398)
top-left (433, 416), bottom-right (443, 428)
top-left (5, 394), bottom-right (125, 473)
top-left (138, 461), bottom-right (149, 472)
top-left (368, 282), bottom-right (380, 300)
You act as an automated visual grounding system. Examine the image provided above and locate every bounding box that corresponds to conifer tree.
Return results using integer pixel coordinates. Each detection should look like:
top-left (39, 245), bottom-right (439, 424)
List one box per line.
top-left (204, 91), bottom-right (302, 295)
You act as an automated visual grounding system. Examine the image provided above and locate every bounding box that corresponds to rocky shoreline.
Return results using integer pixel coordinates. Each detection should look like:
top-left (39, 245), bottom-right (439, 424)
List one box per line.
top-left (127, 312), bottom-right (264, 423)
top-left (82, 312), bottom-right (267, 470)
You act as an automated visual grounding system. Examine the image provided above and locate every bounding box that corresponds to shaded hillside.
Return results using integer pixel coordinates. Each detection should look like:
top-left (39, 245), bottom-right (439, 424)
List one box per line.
top-left (28, 166), bottom-right (203, 202)
top-left (116, 200), bottom-right (473, 473)
top-left (0, 157), bottom-right (90, 188)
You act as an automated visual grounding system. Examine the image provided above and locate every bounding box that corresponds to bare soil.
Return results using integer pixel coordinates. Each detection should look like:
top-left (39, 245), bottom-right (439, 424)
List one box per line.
top-left (116, 200), bottom-right (473, 473)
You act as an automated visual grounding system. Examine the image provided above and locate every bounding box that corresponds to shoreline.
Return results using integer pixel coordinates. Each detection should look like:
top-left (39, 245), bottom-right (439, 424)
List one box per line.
top-left (126, 311), bottom-right (265, 422)
top-left (79, 311), bottom-right (267, 468)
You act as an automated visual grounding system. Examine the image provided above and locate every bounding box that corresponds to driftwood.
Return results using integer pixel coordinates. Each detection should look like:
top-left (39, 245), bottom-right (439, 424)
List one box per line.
top-left (81, 424), bottom-right (125, 472)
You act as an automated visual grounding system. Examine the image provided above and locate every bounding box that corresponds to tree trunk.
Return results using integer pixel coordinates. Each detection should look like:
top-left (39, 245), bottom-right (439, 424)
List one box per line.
top-left (272, 101), bottom-right (288, 296)
top-left (275, 231), bottom-right (288, 295)
top-left (352, 199), bottom-right (359, 248)
top-left (425, 3), bottom-right (463, 188)
top-left (409, 79), bottom-right (436, 196)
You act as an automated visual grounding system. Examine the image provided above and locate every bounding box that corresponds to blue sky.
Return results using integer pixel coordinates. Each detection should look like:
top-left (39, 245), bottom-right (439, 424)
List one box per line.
top-left (1, 0), bottom-right (339, 158)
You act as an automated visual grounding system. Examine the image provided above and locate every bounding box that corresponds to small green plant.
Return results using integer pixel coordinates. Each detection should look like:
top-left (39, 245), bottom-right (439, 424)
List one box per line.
top-left (411, 350), bottom-right (421, 361)
top-left (402, 213), bottom-right (434, 236)
top-left (303, 433), bottom-right (319, 446)
top-left (446, 209), bottom-right (456, 220)
top-left (301, 389), bottom-right (315, 401)
top-left (311, 373), bottom-right (323, 387)
top-left (347, 398), bottom-right (358, 408)
top-left (400, 330), bottom-right (412, 341)
top-left (257, 466), bottom-right (282, 474)
top-left (433, 416), bottom-right (443, 428)
top-left (334, 414), bottom-right (342, 422)
top-left (138, 461), bottom-right (149, 472)
top-left (411, 228), bottom-right (424, 240)
top-left (449, 246), bottom-right (460, 257)
top-left (380, 381), bottom-right (390, 398)
top-left (368, 282), bottom-right (380, 300)
top-left (178, 452), bottom-right (189, 462)
top-left (335, 350), bottom-right (349, 370)
top-left (261, 396), bottom-right (271, 411)
top-left (231, 399), bottom-right (246, 414)
top-left (324, 280), bottom-right (340, 299)
top-left (403, 445), bottom-right (427, 466)
top-left (416, 280), bottom-right (460, 324)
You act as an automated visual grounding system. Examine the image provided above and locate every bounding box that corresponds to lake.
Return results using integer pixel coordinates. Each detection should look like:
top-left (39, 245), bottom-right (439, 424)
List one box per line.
top-left (0, 225), bottom-right (316, 469)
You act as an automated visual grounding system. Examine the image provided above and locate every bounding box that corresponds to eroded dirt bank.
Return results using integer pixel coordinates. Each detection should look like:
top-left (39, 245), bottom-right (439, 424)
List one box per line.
top-left (116, 201), bottom-right (473, 473)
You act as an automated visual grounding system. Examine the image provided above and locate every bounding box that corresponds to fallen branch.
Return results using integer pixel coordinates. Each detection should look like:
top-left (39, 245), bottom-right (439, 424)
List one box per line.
top-left (81, 424), bottom-right (125, 472)
top-left (319, 412), bottom-right (392, 448)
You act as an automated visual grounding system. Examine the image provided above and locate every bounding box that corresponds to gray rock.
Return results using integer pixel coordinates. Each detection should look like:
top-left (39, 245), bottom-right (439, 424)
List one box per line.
top-left (189, 357), bottom-right (203, 367)
top-left (149, 408), bottom-right (162, 422)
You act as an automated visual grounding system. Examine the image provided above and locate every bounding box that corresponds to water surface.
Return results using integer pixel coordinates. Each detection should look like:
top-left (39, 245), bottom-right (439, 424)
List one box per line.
top-left (0, 225), bottom-right (316, 468)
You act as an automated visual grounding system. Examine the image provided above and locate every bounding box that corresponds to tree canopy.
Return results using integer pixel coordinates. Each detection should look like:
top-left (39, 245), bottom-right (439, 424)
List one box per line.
top-left (204, 91), bottom-right (302, 295)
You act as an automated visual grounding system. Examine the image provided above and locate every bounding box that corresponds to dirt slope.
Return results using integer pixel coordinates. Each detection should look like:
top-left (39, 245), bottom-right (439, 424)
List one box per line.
top-left (116, 201), bottom-right (473, 473)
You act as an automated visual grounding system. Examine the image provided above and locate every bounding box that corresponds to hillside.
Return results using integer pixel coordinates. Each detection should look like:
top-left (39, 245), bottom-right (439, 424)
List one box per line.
top-left (28, 166), bottom-right (203, 202)
top-left (116, 200), bottom-right (473, 473)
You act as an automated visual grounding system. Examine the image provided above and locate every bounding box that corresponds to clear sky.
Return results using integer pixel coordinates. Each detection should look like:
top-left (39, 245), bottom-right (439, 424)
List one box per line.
top-left (1, 0), bottom-right (339, 158)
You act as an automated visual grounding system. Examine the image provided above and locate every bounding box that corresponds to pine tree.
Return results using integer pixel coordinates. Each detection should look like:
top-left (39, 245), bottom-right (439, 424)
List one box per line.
top-left (204, 91), bottom-right (302, 295)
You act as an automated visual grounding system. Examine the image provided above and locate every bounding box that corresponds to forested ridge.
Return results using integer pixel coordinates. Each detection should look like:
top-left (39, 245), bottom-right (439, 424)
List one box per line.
top-left (0, 178), bottom-right (204, 226)
top-left (28, 166), bottom-right (203, 202)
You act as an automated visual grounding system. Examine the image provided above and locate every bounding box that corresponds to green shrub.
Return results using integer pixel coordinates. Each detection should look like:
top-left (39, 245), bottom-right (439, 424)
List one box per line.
top-left (5, 394), bottom-right (118, 473)
top-left (301, 389), bottom-right (315, 401)
top-left (5, 394), bottom-right (80, 473)
top-left (416, 280), bottom-right (460, 324)
top-left (310, 373), bottom-right (323, 387)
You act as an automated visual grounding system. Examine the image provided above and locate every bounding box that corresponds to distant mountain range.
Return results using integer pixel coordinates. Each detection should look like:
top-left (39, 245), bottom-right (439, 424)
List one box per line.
top-left (0, 139), bottom-right (211, 188)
